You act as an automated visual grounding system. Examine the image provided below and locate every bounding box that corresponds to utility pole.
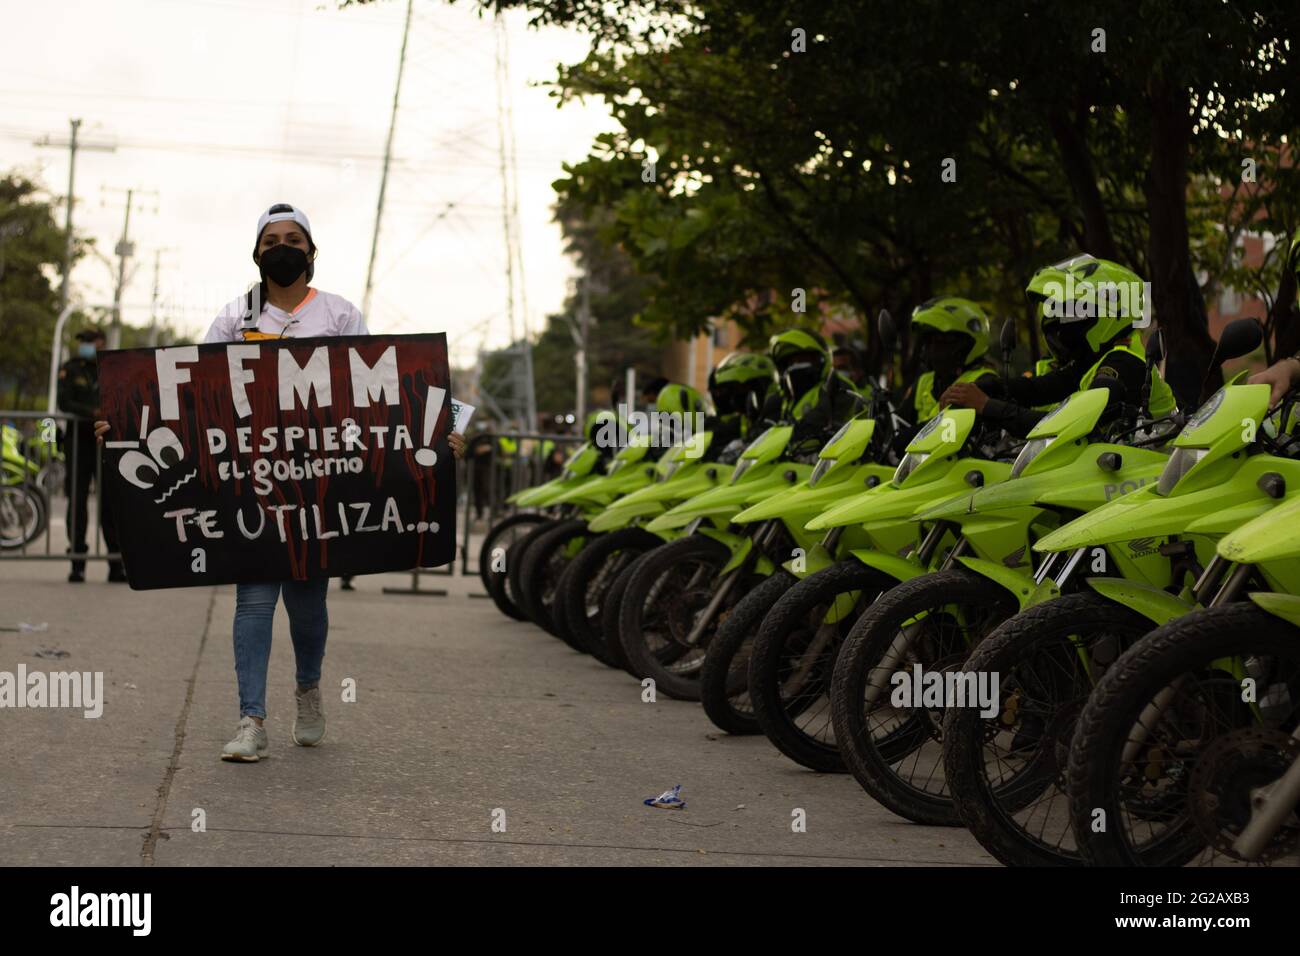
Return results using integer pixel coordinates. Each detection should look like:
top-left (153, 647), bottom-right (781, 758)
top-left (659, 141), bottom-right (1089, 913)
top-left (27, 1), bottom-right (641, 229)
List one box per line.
top-left (575, 275), bottom-right (591, 425)
top-left (101, 187), bottom-right (157, 349)
top-left (111, 189), bottom-right (134, 351)
top-left (362, 0), bottom-right (414, 320)
top-left (33, 118), bottom-right (116, 315)
top-left (60, 120), bottom-right (80, 317)
top-left (148, 248), bottom-right (170, 347)
top-left (493, 10), bottom-right (536, 432)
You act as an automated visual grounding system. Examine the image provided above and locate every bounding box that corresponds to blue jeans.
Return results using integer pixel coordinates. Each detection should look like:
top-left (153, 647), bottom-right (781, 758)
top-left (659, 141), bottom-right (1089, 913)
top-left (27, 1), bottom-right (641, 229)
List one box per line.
top-left (233, 579), bottom-right (330, 719)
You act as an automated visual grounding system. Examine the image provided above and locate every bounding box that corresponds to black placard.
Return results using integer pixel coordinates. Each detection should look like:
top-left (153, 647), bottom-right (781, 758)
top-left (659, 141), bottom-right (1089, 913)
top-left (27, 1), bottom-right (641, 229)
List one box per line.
top-left (99, 333), bottom-right (456, 589)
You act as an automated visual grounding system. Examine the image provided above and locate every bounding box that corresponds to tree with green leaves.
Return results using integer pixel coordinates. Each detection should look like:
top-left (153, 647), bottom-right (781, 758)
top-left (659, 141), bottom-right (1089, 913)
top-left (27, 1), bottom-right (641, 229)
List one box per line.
top-left (0, 174), bottom-right (71, 408)
top-left (480, 199), bottom-right (661, 420)
top-left (349, 0), bottom-right (1300, 406)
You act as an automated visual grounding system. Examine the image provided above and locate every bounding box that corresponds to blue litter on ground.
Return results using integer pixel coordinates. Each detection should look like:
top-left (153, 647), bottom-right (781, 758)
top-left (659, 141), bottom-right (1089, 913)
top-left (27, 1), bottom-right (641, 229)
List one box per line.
top-left (644, 784), bottom-right (685, 810)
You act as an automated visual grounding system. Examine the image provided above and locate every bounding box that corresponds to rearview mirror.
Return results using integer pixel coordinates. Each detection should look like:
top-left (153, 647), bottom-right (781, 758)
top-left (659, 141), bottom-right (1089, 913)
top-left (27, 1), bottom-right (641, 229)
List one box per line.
top-left (999, 318), bottom-right (1017, 357)
top-left (1145, 329), bottom-right (1165, 366)
top-left (876, 309), bottom-right (896, 351)
top-left (1214, 317), bottom-right (1264, 364)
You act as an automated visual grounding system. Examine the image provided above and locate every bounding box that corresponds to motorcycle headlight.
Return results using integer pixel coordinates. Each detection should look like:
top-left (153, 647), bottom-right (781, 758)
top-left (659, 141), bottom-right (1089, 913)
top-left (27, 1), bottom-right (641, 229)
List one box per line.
top-left (1183, 388), bottom-right (1226, 436)
top-left (729, 458), bottom-right (756, 485)
top-left (892, 451), bottom-right (928, 485)
top-left (1155, 446), bottom-right (1208, 496)
top-left (809, 457), bottom-right (835, 487)
top-left (1010, 436), bottom-right (1056, 478)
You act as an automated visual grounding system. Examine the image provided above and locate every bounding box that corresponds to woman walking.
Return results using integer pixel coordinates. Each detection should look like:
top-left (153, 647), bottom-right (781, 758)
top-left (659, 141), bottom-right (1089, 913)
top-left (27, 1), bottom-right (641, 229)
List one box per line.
top-left (99, 203), bottom-right (465, 762)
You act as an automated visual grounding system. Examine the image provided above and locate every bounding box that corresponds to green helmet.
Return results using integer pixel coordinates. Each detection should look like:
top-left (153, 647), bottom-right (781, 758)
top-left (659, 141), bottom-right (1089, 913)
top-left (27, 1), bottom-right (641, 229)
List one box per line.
top-left (709, 352), bottom-right (774, 417)
top-left (768, 328), bottom-right (829, 367)
top-left (1027, 254), bottom-right (1146, 356)
top-left (654, 382), bottom-right (707, 416)
top-left (710, 351), bottom-right (776, 387)
top-left (910, 297), bottom-right (991, 364)
top-left (769, 327), bottom-right (831, 400)
top-left (584, 409), bottom-right (617, 442)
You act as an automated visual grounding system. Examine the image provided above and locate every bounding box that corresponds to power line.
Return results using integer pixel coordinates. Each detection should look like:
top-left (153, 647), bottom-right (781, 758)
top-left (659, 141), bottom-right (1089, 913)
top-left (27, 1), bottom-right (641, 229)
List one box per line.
top-left (32, 118), bottom-right (118, 315)
top-left (364, 0), bottom-right (415, 318)
top-left (0, 126), bottom-right (573, 171)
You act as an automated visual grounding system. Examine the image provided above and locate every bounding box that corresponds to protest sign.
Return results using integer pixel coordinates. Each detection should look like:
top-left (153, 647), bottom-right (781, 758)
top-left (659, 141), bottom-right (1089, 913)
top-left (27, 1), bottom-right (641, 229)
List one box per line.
top-left (98, 333), bottom-right (457, 589)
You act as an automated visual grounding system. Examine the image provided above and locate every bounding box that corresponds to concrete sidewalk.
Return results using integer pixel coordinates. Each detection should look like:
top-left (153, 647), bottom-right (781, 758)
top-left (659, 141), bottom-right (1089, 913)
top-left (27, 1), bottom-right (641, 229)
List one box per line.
top-left (0, 554), bottom-right (995, 867)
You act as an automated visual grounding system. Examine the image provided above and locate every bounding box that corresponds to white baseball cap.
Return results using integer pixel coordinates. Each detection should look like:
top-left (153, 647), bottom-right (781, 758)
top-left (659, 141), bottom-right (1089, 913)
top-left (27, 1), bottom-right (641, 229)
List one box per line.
top-left (254, 203), bottom-right (312, 247)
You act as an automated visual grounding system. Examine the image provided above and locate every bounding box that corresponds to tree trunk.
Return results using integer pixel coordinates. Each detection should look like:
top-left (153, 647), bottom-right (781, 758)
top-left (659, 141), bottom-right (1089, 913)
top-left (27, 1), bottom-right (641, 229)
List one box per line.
top-left (1048, 108), bottom-right (1120, 261)
top-left (1144, 77), bottom-right (1216, 409)
top-left (1269, 269), bottom-right (1299, 363)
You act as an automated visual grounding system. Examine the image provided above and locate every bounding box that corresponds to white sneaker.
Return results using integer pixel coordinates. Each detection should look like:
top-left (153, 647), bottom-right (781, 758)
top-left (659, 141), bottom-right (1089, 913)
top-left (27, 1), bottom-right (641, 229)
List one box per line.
top-left (221, 716), bottom-right (268, 762)
top-left (292, 686), bottom-right (325, 746)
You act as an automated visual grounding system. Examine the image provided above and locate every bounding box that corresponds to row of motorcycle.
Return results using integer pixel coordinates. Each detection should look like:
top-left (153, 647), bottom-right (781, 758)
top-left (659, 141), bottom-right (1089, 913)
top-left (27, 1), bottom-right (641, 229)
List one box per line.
top-left (1, 423), bottom-right (58, 549)
top-left (479, 315), bottom-right (1300, 866)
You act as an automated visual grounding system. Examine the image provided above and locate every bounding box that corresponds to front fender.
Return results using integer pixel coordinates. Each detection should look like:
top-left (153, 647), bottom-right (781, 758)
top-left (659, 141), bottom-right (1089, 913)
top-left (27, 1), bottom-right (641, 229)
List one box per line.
top-left (587, 500), bottom-right (663, 533)
top-left (1086, 576), bottom-right (1194, 627)
top-left (697, 527), bottom-right (775, 576)
top-left (1248, 592), bottom-right (1300, 630)
top-left (784, 541), bottom-right (837, 579)
top-left (954, 556), bottom-right (1040, 610)
top-left (848, 548), bottom-right (924, 585)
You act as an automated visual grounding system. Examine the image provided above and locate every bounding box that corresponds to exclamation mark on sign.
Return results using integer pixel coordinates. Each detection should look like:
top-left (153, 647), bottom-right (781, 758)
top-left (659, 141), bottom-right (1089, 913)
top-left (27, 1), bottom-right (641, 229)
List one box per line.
top-left (414, 385), bottom-right (447, 467)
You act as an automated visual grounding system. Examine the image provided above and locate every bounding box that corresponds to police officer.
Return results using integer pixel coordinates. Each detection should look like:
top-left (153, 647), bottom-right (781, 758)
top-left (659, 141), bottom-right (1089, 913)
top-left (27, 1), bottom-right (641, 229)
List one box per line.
top-left (58, 327), bottom-right (124, 583)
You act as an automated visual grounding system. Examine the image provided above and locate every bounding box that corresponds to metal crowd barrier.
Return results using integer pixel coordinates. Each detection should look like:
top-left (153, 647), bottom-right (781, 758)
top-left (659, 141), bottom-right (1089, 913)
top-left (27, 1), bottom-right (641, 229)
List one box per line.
top-left (455, 430), bottom-right (585, 579)
top-left (0, 411), bottom-right (121, 567)
top-left (384, 429), bottom-right (582, 596)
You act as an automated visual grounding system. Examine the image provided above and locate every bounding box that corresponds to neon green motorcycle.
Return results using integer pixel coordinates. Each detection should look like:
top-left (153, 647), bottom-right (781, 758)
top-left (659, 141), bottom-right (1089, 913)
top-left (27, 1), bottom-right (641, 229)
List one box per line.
top-left (1, 422), bottom-right (49, 549)
top-left (696, 415), bottom-right (897, 733)
top-left (941, 373), bottom-right (1298, 864)
top-left (483, 435), bottom-right (608, 621)
top-left (514, 430), bottom-right (727, 652)
top-left (558, 431), bottom-right (746, 668)
top-left (826, 378), bottom-right (1182, 822)
top-left (1062, 381), bottom-right (1300, 866)
top-left (737, 405), bottom-right (1020, 770)
top-left (507, 431), bottom-right (672, 642)
top-left (612, 422), bottom-right (817, 699)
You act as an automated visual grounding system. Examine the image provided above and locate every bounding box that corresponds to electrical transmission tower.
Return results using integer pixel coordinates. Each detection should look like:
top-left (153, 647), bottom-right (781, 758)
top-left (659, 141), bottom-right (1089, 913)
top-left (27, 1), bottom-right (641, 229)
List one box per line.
top-left (357, 2), bottom-right (536, 432)
top-left (487, 9), bottom-right (536, 432)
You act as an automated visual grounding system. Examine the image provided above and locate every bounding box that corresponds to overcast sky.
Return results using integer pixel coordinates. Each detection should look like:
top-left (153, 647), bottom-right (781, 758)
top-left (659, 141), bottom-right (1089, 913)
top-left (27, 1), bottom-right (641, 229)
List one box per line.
top-left (0, 0), bottom-right (616, 366)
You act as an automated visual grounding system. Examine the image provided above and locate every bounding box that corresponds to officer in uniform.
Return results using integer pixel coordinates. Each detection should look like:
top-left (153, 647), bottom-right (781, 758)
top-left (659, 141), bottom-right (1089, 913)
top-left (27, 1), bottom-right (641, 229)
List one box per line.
top-left (58, 327), bottom-right (125, 582)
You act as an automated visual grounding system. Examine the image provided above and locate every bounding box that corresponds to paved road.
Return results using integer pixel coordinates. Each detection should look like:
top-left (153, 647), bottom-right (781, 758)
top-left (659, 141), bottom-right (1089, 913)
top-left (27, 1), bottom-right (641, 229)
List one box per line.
top-left (0, 546), bottom-right (995, 867)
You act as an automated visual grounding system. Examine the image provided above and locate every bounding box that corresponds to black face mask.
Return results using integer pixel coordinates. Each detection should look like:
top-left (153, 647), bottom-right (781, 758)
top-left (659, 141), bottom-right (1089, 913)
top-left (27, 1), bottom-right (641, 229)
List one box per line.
top-left (1044, 321), bottom-right (1090, 364)
top-left (782, 360), bottom-right (823, 400)
top-left (921, 335), bottom-right (966, 378)
top-left (258, 244), bottom-right (310, 287)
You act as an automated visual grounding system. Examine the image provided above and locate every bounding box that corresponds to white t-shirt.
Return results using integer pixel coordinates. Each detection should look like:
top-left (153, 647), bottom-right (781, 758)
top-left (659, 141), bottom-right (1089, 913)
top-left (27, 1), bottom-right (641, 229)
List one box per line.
top-left (204, 288), bottom-right (367, 344)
